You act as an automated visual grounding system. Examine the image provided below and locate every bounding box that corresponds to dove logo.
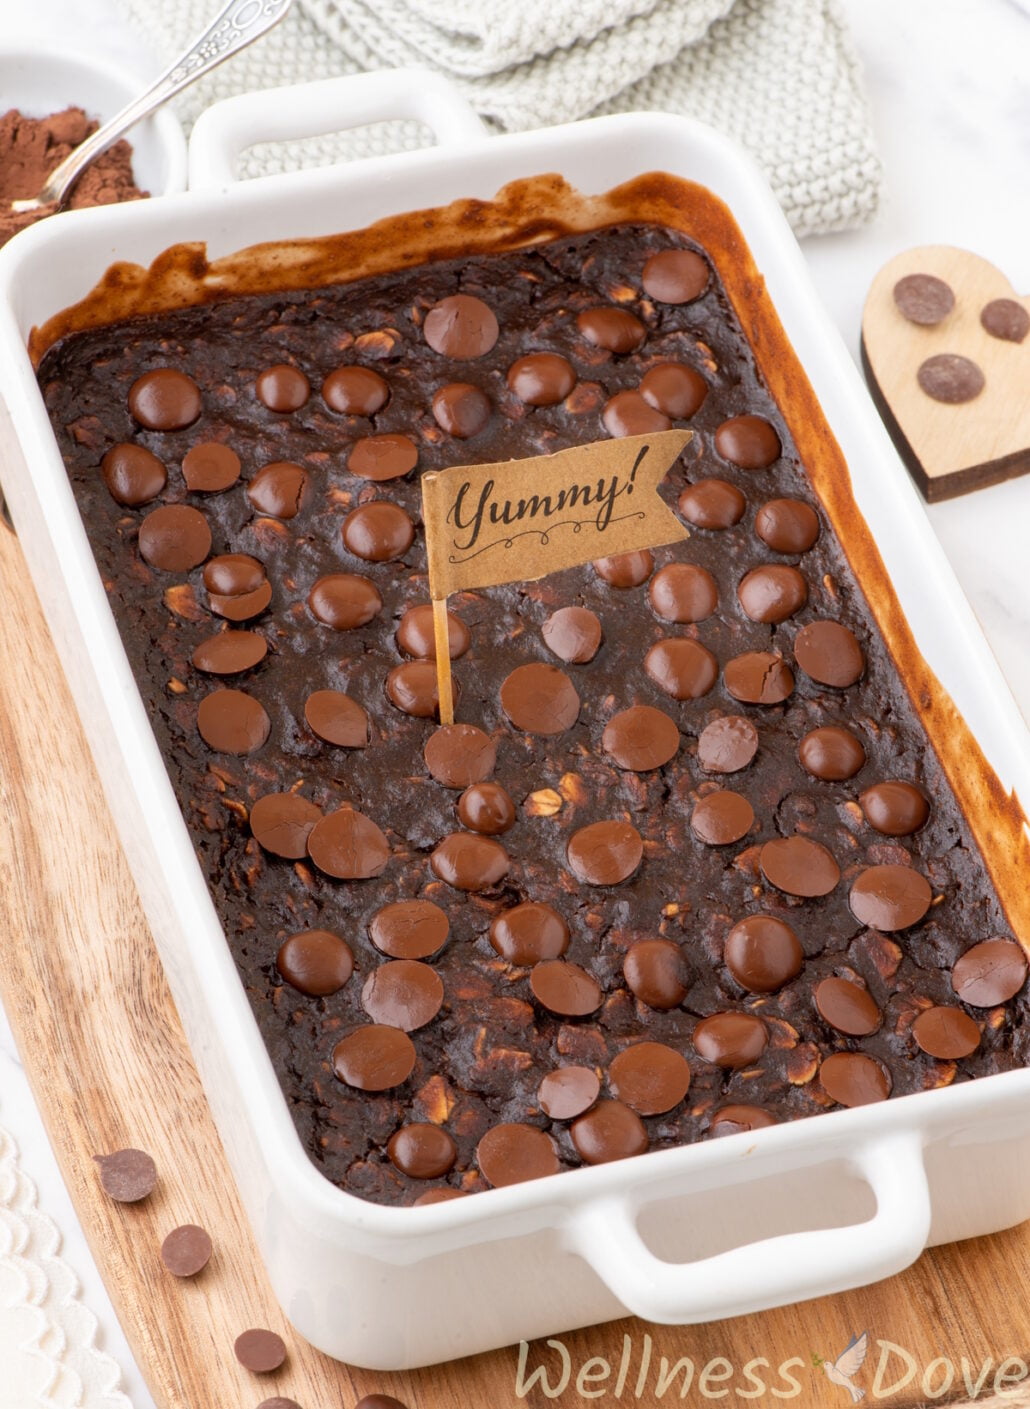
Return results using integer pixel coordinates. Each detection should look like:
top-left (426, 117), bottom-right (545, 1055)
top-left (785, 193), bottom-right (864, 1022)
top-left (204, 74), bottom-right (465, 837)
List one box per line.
top-left (812, 1332), bottom-right (869, 1402)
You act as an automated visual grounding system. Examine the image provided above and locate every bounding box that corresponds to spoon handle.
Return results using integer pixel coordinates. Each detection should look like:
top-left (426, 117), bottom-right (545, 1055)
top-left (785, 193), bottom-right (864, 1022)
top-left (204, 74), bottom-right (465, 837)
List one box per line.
top-left (22, 0), bottom-right (293, 211)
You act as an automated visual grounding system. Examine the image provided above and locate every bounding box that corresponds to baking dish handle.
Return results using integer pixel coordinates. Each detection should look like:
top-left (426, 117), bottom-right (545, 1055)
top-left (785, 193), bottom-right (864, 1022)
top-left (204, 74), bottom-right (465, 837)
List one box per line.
top-left (568, 1131), bottom-right (931, 1324)
top-left (188, 68), bottom-right (489, 190)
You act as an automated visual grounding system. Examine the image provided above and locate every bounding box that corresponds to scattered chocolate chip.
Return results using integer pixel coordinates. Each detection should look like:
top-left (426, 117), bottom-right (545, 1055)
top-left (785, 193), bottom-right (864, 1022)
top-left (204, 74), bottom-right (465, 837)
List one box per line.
top-left (696, 715), bottom-right (758, 773)
top-left (798, 725), bottom-right (866, 780)
top-left (192, 630), bottom-right (267, 676)
top-left (819, 1052), bottom-right (890, 1107)
top-left (623, 939), bottom-right (688, 1010)
top-left (256, 364), bottom-right (309, 413)
top-left (648, 562), bottom-right (718, 623)
top-left (388, 1124), bottom-right (457, 1179)
top-left (677, 478), bottom-right (745, 530)
top-left (530, 960), bottom-right (603, 1017)
top-left (430, 832), bottom-right (509, 890)
top-left (277, 930), bottom-right (354, 996)
top-left (893, 273), bottom-right (955, 326)
top-left (859, 781), bottom-right (929, 836)
top-left (307, 806), bottom-right (390, 879)
top-left (714, 415), bottom-right (780, 469)
top-left (490, 902), bottom-right (569, 965)
top-left (250, 792), bottom-right (321, 858)
top-left (639, 362), bottom-right (708, 418)
top-left (709, 1104), bottom-right (778, 1137)
top-left (209, 579), bottom-right (272, 622)
top-left (138, 504), bottom-right (211, 572)
top-left (723, 650), bottom-right (793, 705)
top-left (813, 976), bottom-right (881, 1035)
top-left (609, 1041), bottom-right (690, 1115)
top-left (433, 382), bottom-right (492, 437)
top-left (644, 638), bottom-right (719, 700)
top-left (849, 864), bottom-right (932, 931)
top-left (386, 661), bottom-right (443, 717)
top-left (424, 722), bottom-right (496, 788)
top-left (181, 441), bottom-right (240, 493)
top-left (981, 298), bottom-right (1029, 343)
top-left (94, 1148), bottom-right (157, 1202)
top-left (754, 498), bottom-right (819, 554)
top-left (363, 960), bottom-right (444, 1030)
top-left (348, 433), bottom-right (419, 481)
top-left (160, 1224), bottom-right (213, 1277)
top-left (917, 353), bottom-right (985, 404)
top-left (247, 461), bottom-right (309, 519)
top-left (724, 916), bottom-right (803, 992)
top-left (128, 368), bottom-right (201, 430)
top-left (691, 790), bottom-right (754, 845)
top-left (576, 307), bottom-right (646, 354)
top-left (602, 704), bottom-right (680, 771)
top-left (737, 564), bottom-right (808, 623)
top-left (500, 663), bottom-right (580, 735)
top-left (204, 553), bottom-right (265, 596)
top-left (458, 781), bottom-right (516, 835)
top-left (101, 444), bottom-right (166, 506)
top-left (342, 500), bottom-right (415, 561)
top-left (602, 389), bottom-right (670, 438)
top-left (304, 690), bottom-right (370, 748)
top-left (333, 1026), bottom-right (416, 1091)
top-left (370, 900), bottom-right (449, 960)
top-left (476, 1123), bottom-right (559, 1187)
top-left (424, 295), bottom-right (499, 359)
top-left (308, 573), bottom-right (382, 630)
top-left (760, 836), bottom-right (840, 897)
top-left (592, 550), bottom-right (653, 588)
top-left (951, 938), bottom-right (1028, 1006)
top-left (571, 1100), bottom-right (648, 1164)
top-left (396, 604), bottom-right (470, 659)
top-left (693, 1012), bottom-right (768, 1068)
top-left (642, 248), bottom-right (709, 304)
top-left (567, 820), bottom-right (643, 885)
top-left (197, 688), bottom-right (270, 755)
top-left (913, 1005), bottom-right (981, 1059)
top-left (233, 1328), bottom-right (287, 1373)
top-left (539, 1066), bottom-right (600, 1120)
top-left (542, 606), bottom-right (602, 664)
top-left (793, 620), bottom-right (865, 688)
top-left (507, 352), bottom-right (576, 406)
top-left (411, 1189), bottom-right (467, 1207)
top-left (322, 365), bottom-right (390, 415)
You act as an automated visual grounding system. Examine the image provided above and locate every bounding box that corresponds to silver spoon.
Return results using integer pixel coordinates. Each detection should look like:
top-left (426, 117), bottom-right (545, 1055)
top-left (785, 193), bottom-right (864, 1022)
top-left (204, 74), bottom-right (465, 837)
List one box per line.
top-left (11, 0), bottom-right (293, 215)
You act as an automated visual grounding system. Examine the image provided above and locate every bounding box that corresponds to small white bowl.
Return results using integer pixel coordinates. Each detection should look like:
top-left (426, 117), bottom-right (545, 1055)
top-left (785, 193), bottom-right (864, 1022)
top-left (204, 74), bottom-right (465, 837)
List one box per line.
top-left (0, 45), bottom-right (187, 201)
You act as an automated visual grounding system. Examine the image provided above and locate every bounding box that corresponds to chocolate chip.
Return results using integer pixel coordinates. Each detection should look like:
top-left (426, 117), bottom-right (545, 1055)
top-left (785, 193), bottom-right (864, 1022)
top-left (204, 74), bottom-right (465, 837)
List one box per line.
top-left (819, 1052), bottom-right (890, 1107)
top-left (209, 580), bottom-right (272, 622)
top-left (490, 902), bottom-right (569, 965)
top-left (432, 382), bottom-right (492, 438)
top-left (793, 620), bottom-right (864, 687)
top-left (386, 661), bottom-right (443, 717)
top-left (539, 1066), bottom-right (600, 1120)
top-left (893, 273), bottom-right (955, 326)
top-left (387, 1124), bottom-right (457, 1179)
top-left (592, 550), bottom-right (654, 588)
top-left (602, 705), bottom-right (680, 771)
top-left (723, 650), bottom-right (794, 705)
top-left (714, 415), bottom-right (780, 469)
top-left (602, 389), bottom-right (670, 437)
top-left (813, 976), bottom-right (881, 1035)
top-left (542, 606), bottom-right (602, 664)
top-left (692, 1012), bottom-right (768, 1068)
top-left (138, 504), bottom-right (211, 572)
top-left (277, 930), bottom-right (354, 996)
top-left (181, 441), bottom-right (240, 493)
top-left (197, 688), bottom-right (270, 755)
top-left (204, 553), bottom-right (265, 596)
top-left (304, 690), bottom-right (370, 748)
top-left (192, 630), bottom-right (267, 676)
top-left (256, 364), bottom-right (309, 412)
top-left (760, 836), bottom-right (840, 897)
top-left (424, 295), bottom-right (499, 359)
top-left (696, 715), bottom-right (758, 773)
top-left (424, 722), bottom-right (496, 788)
top-left (859, 781), bottom-right (929, 836)
top-left (333, 1026), bottom-right (416, 1091)
top-left (412, 1189), bottom-right (467, 1206)
top-left (348, 433), bottom-right (419, 481)
top-left (430, 832), bottom-right (509, 890)
top-left (128, 368), bottom-right (201, 430)
top-left (798, 725), bottom-right (865, 781)
top-left (913, 1005), bottom-right (981, 1059)
top-left (644, 638), bottom-right (718, 700)
top-left (247, 461), bottom-right (309, 518)
top-left (160, 1224), bottom-right (212, 1277)
top-left (576, 307), bottom-right (646, 354)
top-left (233, 1328), bottom-right (287, 1373)
top-left (691, 790), bottom-right (754, 845)
top-left (457, 781), bottom-right (515, 834)
top-left (476, 1123), bottom-right (559, 1187)
top-left (639, 362), bottom-right (708, 418)
top-left (981, 298), bottom-right (1029, 343)
top-left (342, 501), bottom-right (415, 562)
top-left (307, 806), bottom-right (390, 879)
top-left (723, 916), bottom-right (803, 992)
top-left (396, 604), bottom-right (470, 659)
top-left (754, 498), bottom-right (819, 554)
top-left (94, 1148), bottom-right (156, 1202)
top-left (507, 352), bottom-right (577, 406)
top-left (709, 1104), bottom-right (778, 1137)
top-left (322, 365), bottom-right (390, 415)
top-left (308, 573), bottom-right (382, 630)
top-left (623, 939), bottom-right (688, 1009)
top-left (737, 565), bottom-right (808, 623)
top-left (917, 353), bottom-right (985, 404)
top-left (363, 960), bottom-right (444, 1031)
top-left (609, 1041), bottom-right (690, 1115)
top-left (642, 248), bottom-right (709, 304)
top-left (500, 663), bottom-right (580, 735)
top-left (849, 864), bottom-right (932, 931)
top-left (567, 820), bottom-right (643, 885)
top-left (571, 1100), bottom-right (648, 1164)
top-left (677, 478), bottom-right (745, 530)
top-left (951, 938), bottom-right (1028, 1006)
top-left (250, 792), bottom-right (321, 858)
top-left (101, 443), bottom-right (166, 505)
top-left (530, 960), bottom-right (603, 1017)
top-left (370, 900), bottom-right (449, 960)
top-left (648, 562), bottom-right (718, 623)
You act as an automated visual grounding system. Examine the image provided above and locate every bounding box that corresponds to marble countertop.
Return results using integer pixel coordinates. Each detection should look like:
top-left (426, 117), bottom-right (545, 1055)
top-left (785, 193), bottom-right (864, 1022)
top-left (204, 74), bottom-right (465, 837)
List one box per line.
top-left (1, 1), bottom-right (1028, 1403)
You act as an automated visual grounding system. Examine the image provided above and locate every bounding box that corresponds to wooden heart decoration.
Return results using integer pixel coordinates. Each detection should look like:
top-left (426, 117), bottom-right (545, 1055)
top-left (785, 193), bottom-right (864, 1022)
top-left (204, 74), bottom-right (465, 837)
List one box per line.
top-left (861, 245), bottom-right (1030, 501)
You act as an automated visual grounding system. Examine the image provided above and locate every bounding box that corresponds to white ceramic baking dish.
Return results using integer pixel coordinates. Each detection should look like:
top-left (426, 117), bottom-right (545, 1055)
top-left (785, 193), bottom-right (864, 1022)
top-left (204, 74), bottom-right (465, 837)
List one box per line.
top-left (2, 69), bottom-right (1030, 1372)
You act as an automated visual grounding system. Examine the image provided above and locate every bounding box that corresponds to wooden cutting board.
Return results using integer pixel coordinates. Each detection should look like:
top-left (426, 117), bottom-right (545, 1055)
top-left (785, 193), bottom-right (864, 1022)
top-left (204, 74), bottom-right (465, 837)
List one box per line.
top-left (2, 512), bottom-right (1030, 1409)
